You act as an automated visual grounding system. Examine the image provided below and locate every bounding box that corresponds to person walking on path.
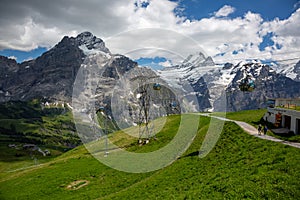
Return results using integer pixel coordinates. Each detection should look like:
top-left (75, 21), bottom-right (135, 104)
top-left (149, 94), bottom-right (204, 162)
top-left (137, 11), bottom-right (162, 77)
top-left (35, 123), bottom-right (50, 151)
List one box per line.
top-left (263, 125), bottom-right (268, 135)
top-left (258, 124), bottom-right (262, 135)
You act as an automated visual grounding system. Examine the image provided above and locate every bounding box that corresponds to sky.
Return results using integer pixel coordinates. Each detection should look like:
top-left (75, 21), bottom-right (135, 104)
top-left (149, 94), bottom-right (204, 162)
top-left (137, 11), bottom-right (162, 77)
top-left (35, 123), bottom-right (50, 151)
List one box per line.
top-left (0, 0), bottom-right (299, 68)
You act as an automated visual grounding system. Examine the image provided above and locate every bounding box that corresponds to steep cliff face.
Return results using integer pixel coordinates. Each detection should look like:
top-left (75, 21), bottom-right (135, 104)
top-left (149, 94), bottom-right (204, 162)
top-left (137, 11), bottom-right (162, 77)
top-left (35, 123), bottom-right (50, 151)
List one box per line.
top-left (0, 56), bottom-right (20, 101)
top-left (0, 36), bottom-right (84, 102)
top-left (0, 32), bottom-right (136, 102)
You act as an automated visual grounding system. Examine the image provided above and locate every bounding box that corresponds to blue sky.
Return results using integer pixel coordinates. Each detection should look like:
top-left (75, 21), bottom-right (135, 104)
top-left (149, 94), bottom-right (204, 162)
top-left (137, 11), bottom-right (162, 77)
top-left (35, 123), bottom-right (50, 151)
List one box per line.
top-left (0, 0), bottom-right (299, 66)
top-left (135, 57), bottom-right (168, 70)
top-left (174, 0), bottom-right (298, 20)
top-left (0, 48), bottom-right (47, 63)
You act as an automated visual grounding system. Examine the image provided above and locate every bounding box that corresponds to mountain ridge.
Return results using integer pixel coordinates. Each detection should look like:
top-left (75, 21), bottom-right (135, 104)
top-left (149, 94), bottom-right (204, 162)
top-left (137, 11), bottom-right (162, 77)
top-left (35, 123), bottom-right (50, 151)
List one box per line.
top-left (0, 32), bottom-right (136, 103)
top-left (1, 31), bottom-right (299, 112)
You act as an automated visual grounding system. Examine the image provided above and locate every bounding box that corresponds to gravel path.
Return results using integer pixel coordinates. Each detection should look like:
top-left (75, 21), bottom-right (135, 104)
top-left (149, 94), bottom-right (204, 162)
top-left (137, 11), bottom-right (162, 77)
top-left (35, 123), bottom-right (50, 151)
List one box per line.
top-left (196, 113), bottom-right (300, 149)
top-left (234, 121), bottom-right (300, 148)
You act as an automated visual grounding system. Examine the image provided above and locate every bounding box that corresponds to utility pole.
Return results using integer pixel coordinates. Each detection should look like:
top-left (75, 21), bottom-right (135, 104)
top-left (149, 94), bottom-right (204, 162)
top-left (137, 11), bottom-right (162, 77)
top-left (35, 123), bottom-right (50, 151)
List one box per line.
top-left (131, 75), bottom-right (161, 144)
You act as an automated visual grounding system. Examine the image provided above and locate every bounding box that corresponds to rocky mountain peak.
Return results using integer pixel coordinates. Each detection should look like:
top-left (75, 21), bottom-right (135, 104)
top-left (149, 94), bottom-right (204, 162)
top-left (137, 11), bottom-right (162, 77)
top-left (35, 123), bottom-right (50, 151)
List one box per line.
top-left (76, 31), bottom-right (93, 41)
top-left (202, 56), bottom-right (214, 66)
top-left (0, 31), bottom-right (115, 102)
top-left (182, 52), bottom-right (206, 66)
top-left (174, 52), bottom-right (215, 72)
top-left (75, 31), bottom-right (110, 54)
top-left (293, 60), bottom-right (300, 74)
top-left (0, 55), bottom-right (19, 72)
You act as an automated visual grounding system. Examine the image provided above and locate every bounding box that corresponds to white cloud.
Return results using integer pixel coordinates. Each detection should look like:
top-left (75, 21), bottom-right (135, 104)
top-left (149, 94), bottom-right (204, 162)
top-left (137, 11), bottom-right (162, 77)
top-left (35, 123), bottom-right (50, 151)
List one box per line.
top-left (214, 5), bottom-right (235, 17)
top-left (23, 56), bottom-right (34, 62)
top-left (258, 8), bottom-right (300, 64)
top-left (8, 56), bottom-right (17, 60)
top-left (159, 60), bottom-right (172, 67)
top-left (294, 1), bottom-right (300, 10)
top-left (8, 17), bottom-right (77, 51)
top-left (104, 28), bottom-right (205, 65)
top-left (0, 0), bottom-right (299, 66)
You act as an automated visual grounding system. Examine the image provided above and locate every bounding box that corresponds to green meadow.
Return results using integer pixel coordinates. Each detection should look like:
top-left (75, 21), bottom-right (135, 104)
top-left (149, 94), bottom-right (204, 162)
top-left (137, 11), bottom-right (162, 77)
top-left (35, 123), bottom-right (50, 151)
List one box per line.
top-left (0, 109), bottom-right (299, 199)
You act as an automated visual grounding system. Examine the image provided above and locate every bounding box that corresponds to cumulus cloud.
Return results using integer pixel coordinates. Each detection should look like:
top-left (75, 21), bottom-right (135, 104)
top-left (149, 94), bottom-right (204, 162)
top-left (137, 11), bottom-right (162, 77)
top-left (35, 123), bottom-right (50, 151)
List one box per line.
top-left (294, 1), bottom-right (300, 10)
top-left (214, 5), bottom-right (236, 17)
top-left (258, 8), bottom-right (300, 64)
top-left (0, 0), bottom-right (299, 66)
top-left (0, 0), bottom-right (131, 50)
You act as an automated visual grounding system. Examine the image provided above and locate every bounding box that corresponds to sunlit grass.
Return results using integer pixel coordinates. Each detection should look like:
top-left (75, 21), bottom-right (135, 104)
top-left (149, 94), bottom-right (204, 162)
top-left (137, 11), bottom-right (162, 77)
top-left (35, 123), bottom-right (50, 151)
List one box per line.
top-left (1, 114), bottom-right (299, 199)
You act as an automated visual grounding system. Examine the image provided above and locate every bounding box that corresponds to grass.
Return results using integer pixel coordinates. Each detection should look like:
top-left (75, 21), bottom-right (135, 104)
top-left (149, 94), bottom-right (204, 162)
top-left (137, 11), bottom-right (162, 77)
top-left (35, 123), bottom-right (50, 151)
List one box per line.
top-left (267, 131), bottom-right (300, 143)
top-left (110, 115), bottom-right (178, 153)
top-left (0, 114), bottom-right (300, 199)
top-left (222, 109), bottom-right (267, 127)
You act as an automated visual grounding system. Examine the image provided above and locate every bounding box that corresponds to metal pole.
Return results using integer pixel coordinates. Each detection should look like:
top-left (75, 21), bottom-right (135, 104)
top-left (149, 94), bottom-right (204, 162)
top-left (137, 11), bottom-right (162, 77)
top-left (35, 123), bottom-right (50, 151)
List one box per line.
top-left (104, 108), bottom-right (109, 157)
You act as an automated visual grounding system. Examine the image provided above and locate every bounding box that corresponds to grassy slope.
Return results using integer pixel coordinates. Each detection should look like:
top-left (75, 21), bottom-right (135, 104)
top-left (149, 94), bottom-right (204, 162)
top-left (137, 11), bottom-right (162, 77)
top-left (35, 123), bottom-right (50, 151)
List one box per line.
top-left (0, 100), bottom-right (80, 146)
top-left (0, 100), bottom-right (83, 183)
top-left (0, 115), bottom-right (299, 199)
top-left (225, 109), bottom-right (267, 126)
top-left (0, 100), bottom-right (81, 161)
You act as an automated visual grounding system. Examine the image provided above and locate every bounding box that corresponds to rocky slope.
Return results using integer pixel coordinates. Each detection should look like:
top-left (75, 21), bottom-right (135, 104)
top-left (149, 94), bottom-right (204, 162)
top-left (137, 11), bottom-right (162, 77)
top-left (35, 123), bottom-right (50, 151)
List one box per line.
top-left (0, 32), bottom-right (140, 104)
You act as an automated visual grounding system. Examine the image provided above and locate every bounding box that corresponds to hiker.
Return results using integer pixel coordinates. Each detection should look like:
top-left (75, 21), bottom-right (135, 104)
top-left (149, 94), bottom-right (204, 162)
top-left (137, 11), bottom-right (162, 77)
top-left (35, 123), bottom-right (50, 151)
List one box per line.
top-left (258, 124), bottom-right (262, 135)
top-left (263, 126), bottom-right (268, 135)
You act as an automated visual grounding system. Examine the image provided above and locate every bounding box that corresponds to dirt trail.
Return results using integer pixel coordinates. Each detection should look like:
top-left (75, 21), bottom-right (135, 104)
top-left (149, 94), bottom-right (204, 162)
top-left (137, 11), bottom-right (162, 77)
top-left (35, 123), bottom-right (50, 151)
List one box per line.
top-left (234, 121), bottom-right (300, 148)
top-left (197, 113), bottom-right (300, 149)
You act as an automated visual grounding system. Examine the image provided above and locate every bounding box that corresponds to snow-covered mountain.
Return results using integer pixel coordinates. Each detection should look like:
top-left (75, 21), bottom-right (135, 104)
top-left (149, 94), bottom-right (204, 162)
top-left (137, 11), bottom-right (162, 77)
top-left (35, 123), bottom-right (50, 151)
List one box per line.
top-left (273, 60), bottom-right (300, 82)
top-left (157, 53), bottom-right (218, 111)
top-left (158, 53), bottom-right (300, 111)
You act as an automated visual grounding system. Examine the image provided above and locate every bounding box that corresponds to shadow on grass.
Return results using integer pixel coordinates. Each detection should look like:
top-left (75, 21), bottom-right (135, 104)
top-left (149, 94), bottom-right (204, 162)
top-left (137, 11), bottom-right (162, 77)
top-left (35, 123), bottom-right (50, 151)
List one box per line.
top-left (179, 151), bottom-right (200, 159)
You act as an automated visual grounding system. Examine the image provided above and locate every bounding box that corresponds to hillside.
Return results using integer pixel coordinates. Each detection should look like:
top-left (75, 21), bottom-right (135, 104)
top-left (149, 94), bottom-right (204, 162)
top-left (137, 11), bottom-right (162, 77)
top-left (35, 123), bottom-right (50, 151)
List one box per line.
top-left (0, 99), bottom-right (81, 166)
top-left (1, 114), bottom-right (299, 199)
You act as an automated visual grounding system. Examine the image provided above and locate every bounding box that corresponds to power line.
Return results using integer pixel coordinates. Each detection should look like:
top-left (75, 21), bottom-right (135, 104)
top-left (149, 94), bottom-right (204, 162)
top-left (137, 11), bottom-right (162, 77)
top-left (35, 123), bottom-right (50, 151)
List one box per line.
top-left (215, 56), bottom-right (300, 65)
top-left (213, 49), bottom-right (300, 64)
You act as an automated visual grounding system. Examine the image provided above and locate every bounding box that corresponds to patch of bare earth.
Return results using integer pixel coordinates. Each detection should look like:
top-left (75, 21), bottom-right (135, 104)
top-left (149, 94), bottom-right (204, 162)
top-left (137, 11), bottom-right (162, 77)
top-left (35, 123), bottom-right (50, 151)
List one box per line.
top-left (66, 180), bottom-right (90, 190)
